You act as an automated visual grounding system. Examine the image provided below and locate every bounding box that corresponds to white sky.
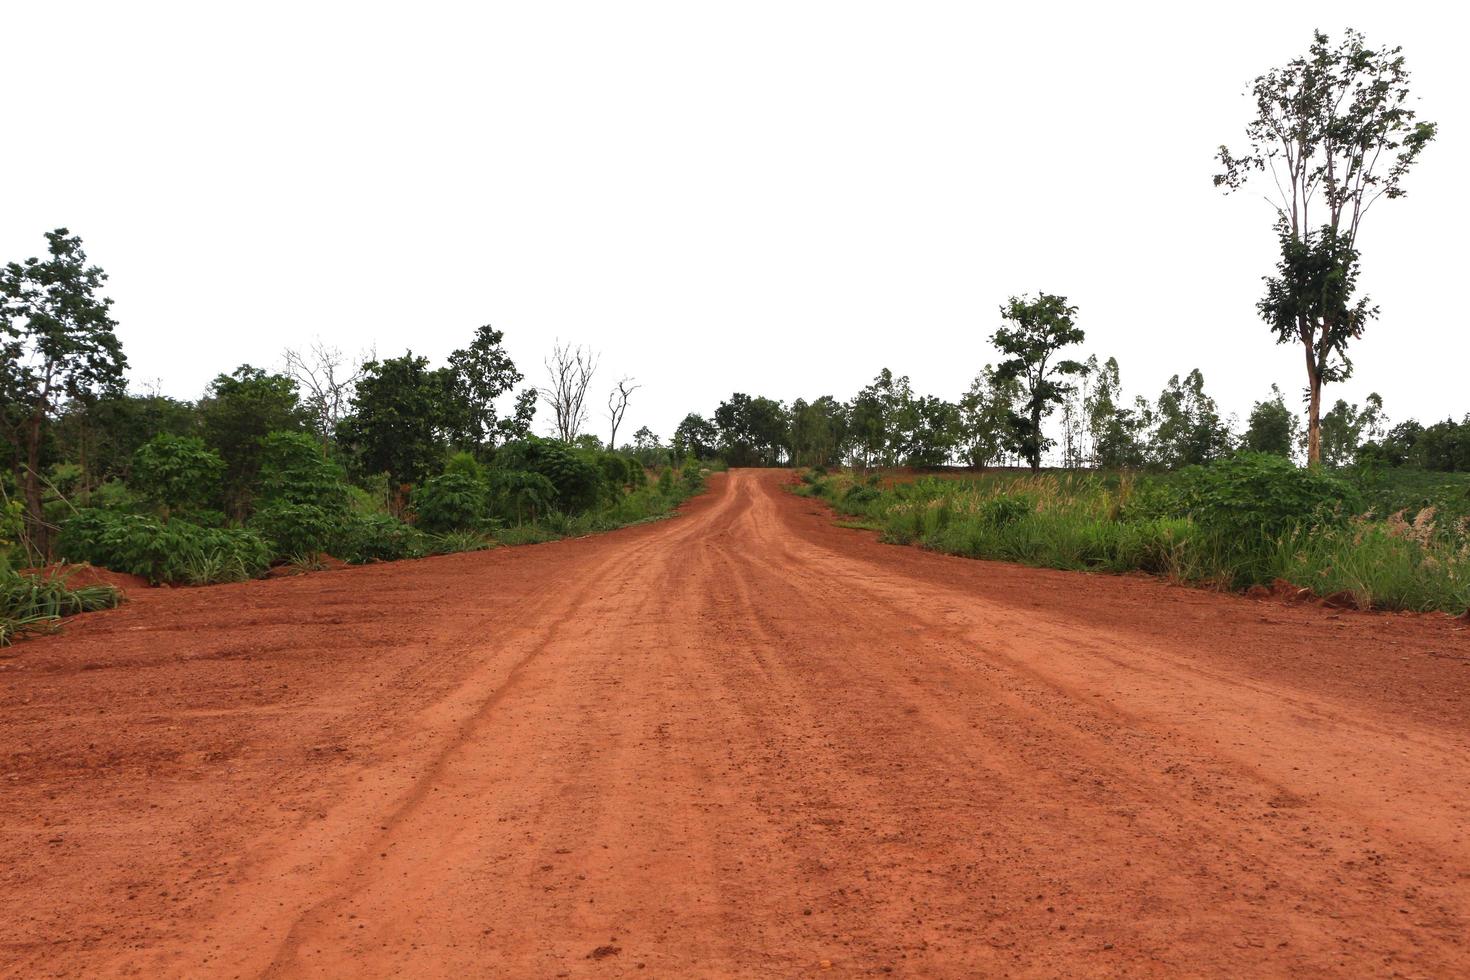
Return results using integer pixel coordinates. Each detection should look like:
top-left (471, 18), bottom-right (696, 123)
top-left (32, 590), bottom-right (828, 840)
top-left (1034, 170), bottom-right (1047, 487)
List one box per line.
top-left (4, 1), bottom-right (1466, 445)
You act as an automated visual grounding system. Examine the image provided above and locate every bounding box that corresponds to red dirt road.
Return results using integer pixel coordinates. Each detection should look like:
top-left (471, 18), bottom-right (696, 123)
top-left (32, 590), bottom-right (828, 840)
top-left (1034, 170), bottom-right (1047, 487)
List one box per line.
top-left (4, 469), bottom-right (1469, 977)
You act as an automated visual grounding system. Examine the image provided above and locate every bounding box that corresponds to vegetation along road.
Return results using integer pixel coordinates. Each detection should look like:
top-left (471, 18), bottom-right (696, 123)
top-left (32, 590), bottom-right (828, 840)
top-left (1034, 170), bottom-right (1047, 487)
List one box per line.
top-left (4, 469), bottom-right (1469, 977)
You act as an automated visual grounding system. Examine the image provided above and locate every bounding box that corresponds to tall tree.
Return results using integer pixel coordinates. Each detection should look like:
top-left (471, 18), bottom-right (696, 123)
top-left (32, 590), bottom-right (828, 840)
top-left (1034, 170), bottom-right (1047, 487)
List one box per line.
top-left (539, 342), bottom-right (598, 442)
top-left (198, 365), bottom-right (309, 518)
top-left (0, 229), bottom-right (127, 553)
top-left (672, 413), bottom-right (718, 460)
top-left (1084, 357), bottom-right (1147, 469)
top-left (1319, 393), bottom-right (1385, 467)
top-left (335, 353), bottom-right (452, 500)
top-left (991, 293), bottom-right (1086, 472)
top-left (606, 377), bottom-right (640, 450)
top-left (446, 325), bottom-right (533, 454)
top-left (1150, 370), bottom-right (1233, 468)
top-left (958, 366), bottom-right (1023, 468)
top-left (1242, 384), bottom-right (1299, 458)
top-left (283, 339), bottom-right (372, 454)
top-left (1216, 29), bottom-right (1436, 466)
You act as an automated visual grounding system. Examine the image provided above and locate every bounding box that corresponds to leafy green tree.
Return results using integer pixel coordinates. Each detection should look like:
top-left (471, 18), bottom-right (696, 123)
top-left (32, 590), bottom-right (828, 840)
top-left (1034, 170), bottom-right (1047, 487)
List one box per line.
top-left (848, 370), bottom-right (898, 469)
top-left (1216, 29), bottom-right (1436, 466)
top-left (958, 366), bottom-right (1023, 468)
top-left (1151, 370), bottom-right (1233, 468)
top-left (788, 396), bottom-right (849, 468)
top-left (629, 425), bottom-right (664, 468)
top-left (0, 229), bottom-right (127, 552)
top-left (672, 413), bottom-right (718, 460)
top-left (1084, 357), bottom-right (1148, 469)
top-left (131, 434), bottom-right (224, 518)
top-left (336, 353), bottom-right (453, 496)
top-left (991, 293), bottom-right (1086, 472)
top-left (1243, 384), bottom-right (1299, 458)
top-left (891, 394), bottom-right (959, 467)
top-left (198, 365), bottom-right (309, 517)
top-left (52, 391), bottom-right (198, 488)
top-left (445, 325), bottom-right (534, 454)
top-left (1318, 393), bottom-right (1385, 468)
top-left (491, 437), bottom-right (603, 513)
top-left (714, 393), bottom-right (787, 467)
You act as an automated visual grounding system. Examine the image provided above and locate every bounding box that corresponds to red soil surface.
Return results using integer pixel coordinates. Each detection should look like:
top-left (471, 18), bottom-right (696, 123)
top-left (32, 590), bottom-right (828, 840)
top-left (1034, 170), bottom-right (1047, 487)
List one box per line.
top-left (2, 469), bottom-right (1468, 977)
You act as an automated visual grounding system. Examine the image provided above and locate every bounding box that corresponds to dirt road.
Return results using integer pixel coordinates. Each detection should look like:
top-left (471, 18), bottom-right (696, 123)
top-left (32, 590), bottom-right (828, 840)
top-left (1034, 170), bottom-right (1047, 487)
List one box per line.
top-left (4, 469), bottom-right (1469, 977)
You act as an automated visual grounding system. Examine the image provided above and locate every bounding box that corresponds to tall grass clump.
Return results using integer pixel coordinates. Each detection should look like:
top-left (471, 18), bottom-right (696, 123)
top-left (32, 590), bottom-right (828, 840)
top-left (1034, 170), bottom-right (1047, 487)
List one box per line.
top-left (0, 566), bottom-right (124, 646)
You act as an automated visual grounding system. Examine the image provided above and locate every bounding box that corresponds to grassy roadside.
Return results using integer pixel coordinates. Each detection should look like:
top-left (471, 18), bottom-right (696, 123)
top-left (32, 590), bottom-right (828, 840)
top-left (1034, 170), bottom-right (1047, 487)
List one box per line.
top-left (795, 464), bottom-right (1470, 616)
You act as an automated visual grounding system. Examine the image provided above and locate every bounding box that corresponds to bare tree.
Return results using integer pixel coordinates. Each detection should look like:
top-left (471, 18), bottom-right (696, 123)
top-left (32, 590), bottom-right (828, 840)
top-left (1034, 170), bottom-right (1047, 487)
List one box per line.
top-left (283, 339), bottom-right (373, 453)
top-left (539, 342), bottom-right (599, 442)
top-left (606, 376), bottom-right (641, 449)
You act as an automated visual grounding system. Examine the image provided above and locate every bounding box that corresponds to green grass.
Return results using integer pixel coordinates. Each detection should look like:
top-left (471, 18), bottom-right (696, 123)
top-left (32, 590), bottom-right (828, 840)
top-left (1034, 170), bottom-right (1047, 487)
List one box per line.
top-left (799, 468), bottom-right (1470, 615)
top-left (0, 567), bottom-right (125, 646)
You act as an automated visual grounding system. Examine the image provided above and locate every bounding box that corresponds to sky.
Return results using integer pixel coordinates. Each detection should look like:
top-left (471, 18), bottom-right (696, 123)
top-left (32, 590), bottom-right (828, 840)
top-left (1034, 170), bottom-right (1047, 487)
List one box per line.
top-left (4, 1), bottom-right (1466, 447)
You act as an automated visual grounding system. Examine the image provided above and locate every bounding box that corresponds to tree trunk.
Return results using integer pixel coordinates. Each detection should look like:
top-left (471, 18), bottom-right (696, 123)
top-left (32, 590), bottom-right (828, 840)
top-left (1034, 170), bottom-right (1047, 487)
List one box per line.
top-left (1030, 405), bottom-right (1043, 472)
top-left (1304, 341), bottom-right (1323, 468)
top-left (24, 410), bottom-right (47, 558)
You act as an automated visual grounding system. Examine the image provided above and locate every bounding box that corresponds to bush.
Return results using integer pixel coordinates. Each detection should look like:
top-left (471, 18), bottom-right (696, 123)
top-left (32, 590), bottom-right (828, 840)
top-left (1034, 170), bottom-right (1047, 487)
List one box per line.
top-left (250, 501), bottom-right (339, 560)
top-left (131, 434), bottom-right (225, 514)
top-left (334, 513), bottom-right (425, 563)
top-left (257, 431), bottom-right (349, 511)
top-left (58, 510), bottom-right (271, 585)
top-left (493, 438), bottom-right (603, 514)
top-left (412, 472), bottom-right (488, 532)
top-left (1162, 453), bottom-right (1360, 541)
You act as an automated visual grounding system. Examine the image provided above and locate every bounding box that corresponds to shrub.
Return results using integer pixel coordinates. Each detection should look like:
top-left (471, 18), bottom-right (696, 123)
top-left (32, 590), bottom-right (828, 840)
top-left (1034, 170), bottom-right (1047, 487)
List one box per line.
top-left (57, 510), bottom-right (270, 585)
top-left (334, 513), bottom-right (425, 563)
top-left (250, 501), bottom-right (339, 560)
top-left (412, 472), bottom-right (488, 532)
top-left (487, 469), bottom-right (557, 525)
top-left (1163, 453), bottom-right (1360, 541)
top-left (256, 431), bottom-right (349, 511)
top-left (493, 438), bottom-right (603, 514)
top-left (131, 434), bottom-right (225, 514)
top-left (979, 495), bottom-right (1033, 527)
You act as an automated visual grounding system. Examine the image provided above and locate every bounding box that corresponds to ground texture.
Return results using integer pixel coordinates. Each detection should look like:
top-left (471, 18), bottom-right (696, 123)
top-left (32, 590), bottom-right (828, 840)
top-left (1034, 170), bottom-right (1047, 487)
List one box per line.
top-left (3, 469), bottom-right (1469, 977)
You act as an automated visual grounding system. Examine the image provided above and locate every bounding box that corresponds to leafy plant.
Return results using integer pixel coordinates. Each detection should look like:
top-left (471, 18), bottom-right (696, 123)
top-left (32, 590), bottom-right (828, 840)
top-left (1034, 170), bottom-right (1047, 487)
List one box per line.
top-left (131, 434), bottom-right (225, 516)
top-left (412, 472), bottom-right (489, 532)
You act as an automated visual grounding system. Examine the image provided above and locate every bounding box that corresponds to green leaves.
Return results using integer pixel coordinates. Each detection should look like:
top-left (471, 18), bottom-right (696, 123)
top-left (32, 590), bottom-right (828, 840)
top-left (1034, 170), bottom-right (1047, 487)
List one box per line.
top-left (131, 434), bottom-right (225, 514)
top-left (991, 293), bottom-right (1086, 471)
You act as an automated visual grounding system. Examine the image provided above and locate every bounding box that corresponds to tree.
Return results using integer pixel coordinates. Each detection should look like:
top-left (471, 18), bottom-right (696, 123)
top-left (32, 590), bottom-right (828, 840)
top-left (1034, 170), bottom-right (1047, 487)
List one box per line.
top-left (714, 393), bottom-right (788, 467)
top-left (672, 413), bottom-right (718, 460)
top-left (336, 353), bottom-right (453, 499)
top-left (1151, 370), bottom-right (1233, 468)
top-left (131, 434), bottom-right (224, 519)
top-left (958, 366), bottom-right (1023, 468)
top-left (1216, 29), bottom-right (1436, 466)
top-left (1084, 357), bottom-right (1148, 469)
top-left (198, 365), bottom-right (310, 518)
top-left (606, 377), bottom-right (640, 450)
top-left (1243, 384), bottom-right (1299, 458)
top-left (0, 229), bottom-right (127, 553)
top-left (283, 339), bottom-right (371, 454)
top-left (539, 342), bottom-right (598, 442)
top-left (1318, 392), bottom-right (1385, 467)
top-left (991, 293), bottom-right (1086, 472)
top-left (445, 325), bottom-right (534, 454)
top-left (788, 396), bottom-right (849, 468)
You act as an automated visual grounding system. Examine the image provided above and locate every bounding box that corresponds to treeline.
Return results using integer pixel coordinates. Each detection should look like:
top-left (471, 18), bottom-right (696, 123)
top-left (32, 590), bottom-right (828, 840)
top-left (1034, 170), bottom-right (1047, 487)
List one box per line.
top-left (1, 231), bottom-right (703, 578)
top-left (669, 362), bottom-right (1465, 475)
